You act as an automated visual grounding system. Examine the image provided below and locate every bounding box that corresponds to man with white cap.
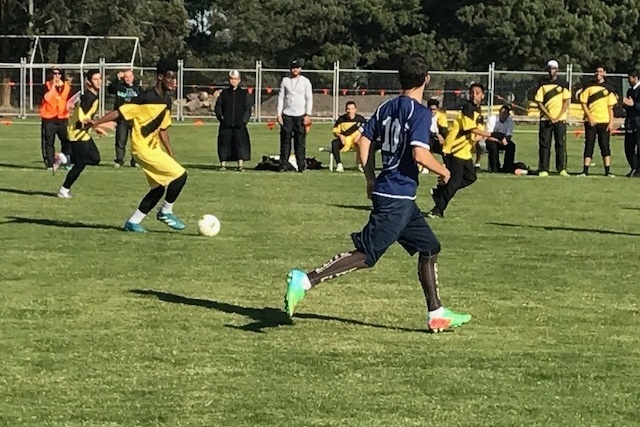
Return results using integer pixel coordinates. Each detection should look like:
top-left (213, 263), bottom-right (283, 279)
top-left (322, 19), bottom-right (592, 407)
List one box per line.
top-left (214, 69), bottom-right (253, 171)
top-left (534, 59), bottom-right (571, 177)
top-left (276, 59), bottom-right (313, 172)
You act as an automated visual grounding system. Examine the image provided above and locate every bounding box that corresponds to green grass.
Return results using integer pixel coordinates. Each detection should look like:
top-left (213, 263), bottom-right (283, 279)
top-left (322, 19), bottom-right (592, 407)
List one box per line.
top-left (1, 119), bottom-right (639, 427)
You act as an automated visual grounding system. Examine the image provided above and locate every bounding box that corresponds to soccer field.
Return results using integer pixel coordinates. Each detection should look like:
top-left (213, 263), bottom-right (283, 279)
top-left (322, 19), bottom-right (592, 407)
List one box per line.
top-left (2, 121), bottom-right (639, 426)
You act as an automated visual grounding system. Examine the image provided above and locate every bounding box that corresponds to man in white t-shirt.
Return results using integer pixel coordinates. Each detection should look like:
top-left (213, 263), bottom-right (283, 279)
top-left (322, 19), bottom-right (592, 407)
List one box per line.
top-left (485, 105), bottom-right (516, 173)
top-left (276, 60), bottom-right (313, 172)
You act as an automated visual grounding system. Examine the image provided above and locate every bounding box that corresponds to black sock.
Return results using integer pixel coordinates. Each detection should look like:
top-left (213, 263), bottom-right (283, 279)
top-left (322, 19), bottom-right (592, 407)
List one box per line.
top-left (583, 164), bottom-right (589, 175)
top-left (138, 186), bottom-right (165, 214)
top-left (62, 163), bottom-right (86, 189)
top-left (418, 253), bottom-right (442, 312)
top-left (306, 250), bottom-right (369, 287)
top-left (605, 165), bottom-right (611, 175)
top-left (165, 172), bottom-right (187, 203)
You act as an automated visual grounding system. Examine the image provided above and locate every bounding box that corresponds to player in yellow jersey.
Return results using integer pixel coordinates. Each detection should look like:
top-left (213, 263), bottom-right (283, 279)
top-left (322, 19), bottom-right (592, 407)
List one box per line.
top-left (534, 60), bottom-right (571, 177)
top-left (330, 101), bottom-right (366, 172)
top-left (89, 59), bottom-right (188, 233)
top-left (56, 69), bottom-right (102, 198)
top-left (427, 83), bottom-right (506, 218)
top-left (577, 65), bottom-right (618, 177)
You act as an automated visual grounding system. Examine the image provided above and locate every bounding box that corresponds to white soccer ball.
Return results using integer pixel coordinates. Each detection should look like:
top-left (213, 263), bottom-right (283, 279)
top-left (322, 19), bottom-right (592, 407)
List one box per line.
top-left (55, 152), bottom-right (68, 165)
top-left (197, 214), bottom-right (221, 237)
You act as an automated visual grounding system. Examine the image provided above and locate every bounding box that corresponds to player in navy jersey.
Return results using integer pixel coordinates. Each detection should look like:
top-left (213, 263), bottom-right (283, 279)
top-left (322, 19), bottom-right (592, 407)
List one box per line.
top-left (284, 53), bottom-right (472, 333)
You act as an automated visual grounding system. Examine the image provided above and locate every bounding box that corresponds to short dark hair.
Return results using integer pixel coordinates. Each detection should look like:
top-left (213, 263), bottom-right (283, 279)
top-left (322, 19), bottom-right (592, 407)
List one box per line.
top-left (345, 100), bottom-right (357, 108)
top-left (595, 65), bottom-right (607, 72)
top-left (628, 69), bottom-right (639, 78)
top-left (427, 98), bottom-right (440, 108)
top-left (500, 104), bottom-right (511, 112)
top-left (157, 58), bottom-right (178, 76)
top-left (398, 53), bottom-right (429, 91)
top-left (469, 82), bottom-right (485, 92)
top-left (85, 69), bottom-right (100, 81)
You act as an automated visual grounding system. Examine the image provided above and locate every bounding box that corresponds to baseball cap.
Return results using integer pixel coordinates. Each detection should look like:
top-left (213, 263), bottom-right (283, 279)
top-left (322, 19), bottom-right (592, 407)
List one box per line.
top-left (547, 60), bottom-right (559, 69)
top-left (229, 69), bottom-right (241, 78)
top-left (289, 60), bottom-right (301, 69)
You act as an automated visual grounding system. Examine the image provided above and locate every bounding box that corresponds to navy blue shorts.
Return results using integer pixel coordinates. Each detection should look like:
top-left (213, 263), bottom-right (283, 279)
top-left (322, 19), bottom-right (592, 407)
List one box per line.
top-left (351, 195), bottom-right (441, 266)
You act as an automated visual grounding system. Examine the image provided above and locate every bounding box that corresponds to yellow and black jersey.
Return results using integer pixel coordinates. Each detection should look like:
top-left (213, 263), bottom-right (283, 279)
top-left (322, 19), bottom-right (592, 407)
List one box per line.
top-left (578, 82), bottom-right (618, 124)
top-left (332, 113), bottom-right (366, 152)
top-left (442, 101), bottom-right (483, 160)
top-left (534, 78), bottom-right (571, 121)
top-left (431, 110), bottom-right (449, 136)
top-left (119, 88), bottom-right (172, 152)
top-left (67, 91), bottom-right (99, 142)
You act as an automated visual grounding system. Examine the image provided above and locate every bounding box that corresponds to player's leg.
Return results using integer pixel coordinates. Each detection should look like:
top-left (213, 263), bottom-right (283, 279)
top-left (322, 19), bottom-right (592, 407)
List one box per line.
top-left (156, 172), bottom-right (188, 230)
top-left (124, 186), bottom-right (166, 233)
top-left (331, 138), bottom-right (344, 171)
top-left (459, 158), bottom-right (477, 190)
top-left (581, 122), bottom-right (596, 176)
top-left (58, 139), bottom-right (100, 197)
top-left (623, 131), bottom-right (637, 176)
top-left (114, 120), bottom-right (128, 167)
top-left (502, 141), bottom-right (516, 173)
top-left (554, 122), bottom-right (568, 175)
top-left (598, 124), bottom-right (612, 176)
top-left (485, 140), bottom-right (500, 172)
top-left (294, 116), bottom-right (307, 172)
top-left (279, 115), bottom-right (294, 171)
top-left (397, 202), bottom-right (471, 332)
top-left (57, 120), bottom-right (72, 167)
top-left (429, 154), bottom-right (464, 217)
top-left (538, 121), bottom-right (552, 175)
top-left (285, 195), bottom-right (411, 317)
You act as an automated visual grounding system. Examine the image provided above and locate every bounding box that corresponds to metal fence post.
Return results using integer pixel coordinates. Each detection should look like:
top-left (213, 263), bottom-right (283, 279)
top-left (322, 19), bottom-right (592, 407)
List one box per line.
top-left (98, 58), bottom-right (106, 117)
top-left (178, 59), bottom-right (184, 121)
top-left (256, 60), bottom-right (262, 122)
top-left (487, 62), bottom-right (495, 117)
top-left (20, 57), bottom-right (26, 119)
top-left (333, 60), bottom-right (339, 120)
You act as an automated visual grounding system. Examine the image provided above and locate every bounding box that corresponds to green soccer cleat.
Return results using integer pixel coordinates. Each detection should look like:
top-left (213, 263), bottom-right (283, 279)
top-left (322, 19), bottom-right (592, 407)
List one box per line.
top-left (123, 221), bottom-right (147, 233)
top-left (156, 211), bottom-right (186, 230)
top-left (284, 269), bottom-right (308, 317)
top-left (427, 308), bottom-right (472, 333)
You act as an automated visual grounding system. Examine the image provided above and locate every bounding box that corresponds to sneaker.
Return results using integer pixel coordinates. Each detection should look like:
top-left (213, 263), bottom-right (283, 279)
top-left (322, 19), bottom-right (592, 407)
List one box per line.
top-left (57, 189), bottom-right (72, 198)
top-left (577, 173), bottom-right (588, 177)
top-left (64, 165), bottom-right (72, 171)
top-left (335, 163), bottom-right (344, 172)
top-left (626, 169), bottom-right (636, 177)
top-left (156, 211), bottom-right (186, 230)
top-left (123, 221), bottom-right (147, 233)
top-left (114, 162), bottom-right (122, 168)
top-left (559, 170), bottom-right (570, 177)
top-left (427, 308), bottom-right (472, 333)
top-left (130, 159), bottom-right (138, 168)
top-left (538, 171), bottom-right (549, 177)
top-left (606, 173), bottom-right (615, 178)
top-left (358, 164), bottom-right (364, 173)
top-left (426, 209), bottom-right (443, 219)
top-left (284, 269), bottom-right (308, 317)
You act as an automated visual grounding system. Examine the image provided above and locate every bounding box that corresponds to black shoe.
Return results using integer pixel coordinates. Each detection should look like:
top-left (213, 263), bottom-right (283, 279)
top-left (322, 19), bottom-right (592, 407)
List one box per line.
top-left (425, 209), bottom-right (443, 219)
top-left (130, 159), bottom-right (138, 168)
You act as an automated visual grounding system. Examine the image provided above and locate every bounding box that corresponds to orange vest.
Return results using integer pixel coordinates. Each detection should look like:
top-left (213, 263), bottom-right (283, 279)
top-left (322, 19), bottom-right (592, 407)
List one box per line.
top-left (40, 81), bottom-right (71, 119)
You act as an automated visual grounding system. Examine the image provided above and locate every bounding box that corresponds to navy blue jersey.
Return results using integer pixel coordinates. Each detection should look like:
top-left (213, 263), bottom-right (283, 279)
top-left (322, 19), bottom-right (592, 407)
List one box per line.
top-left (360, 96), bottom-right (432, 199)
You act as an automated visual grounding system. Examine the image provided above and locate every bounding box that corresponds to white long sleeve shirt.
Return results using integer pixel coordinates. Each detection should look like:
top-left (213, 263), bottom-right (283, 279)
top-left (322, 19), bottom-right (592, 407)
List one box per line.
top-left (276, 75), bottom-right (313, 117)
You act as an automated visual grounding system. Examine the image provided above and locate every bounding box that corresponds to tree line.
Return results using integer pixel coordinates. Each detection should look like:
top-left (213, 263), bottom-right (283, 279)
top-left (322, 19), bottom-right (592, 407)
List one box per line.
top-left (2, 0), bottom-right (640, 73)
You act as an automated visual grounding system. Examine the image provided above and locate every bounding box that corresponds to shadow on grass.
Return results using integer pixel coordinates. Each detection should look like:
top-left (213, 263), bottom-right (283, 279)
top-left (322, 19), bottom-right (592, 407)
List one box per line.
top-left (0, 187), bottom-right (58, 197)
top-left (330, 204), bottom-right (372, 211)
top-left (488, 222), bottom-right (640, 237)
top-left (0, 162), bottom-right (44, 171)
top-left (1, 216), bottom-right (182, 235)
top-left (130, 289), bottom-right (425, 333)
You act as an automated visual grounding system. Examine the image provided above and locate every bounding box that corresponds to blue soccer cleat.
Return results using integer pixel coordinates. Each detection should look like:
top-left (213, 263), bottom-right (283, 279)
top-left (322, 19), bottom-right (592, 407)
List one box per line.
top-left (156, 211), bottom-right (186, 230)
top-left (123, 221), bottom-right (147, 233)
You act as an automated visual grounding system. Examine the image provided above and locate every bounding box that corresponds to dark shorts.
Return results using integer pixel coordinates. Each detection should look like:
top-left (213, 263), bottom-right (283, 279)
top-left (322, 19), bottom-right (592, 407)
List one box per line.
top-left (351, 194), bottom-right (441, 267)
top-left (70, 138), bottom-right (101, 165)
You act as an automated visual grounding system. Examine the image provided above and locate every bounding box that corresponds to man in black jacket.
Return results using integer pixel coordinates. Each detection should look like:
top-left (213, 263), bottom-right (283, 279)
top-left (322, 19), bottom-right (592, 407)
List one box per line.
top-left (623, 69), bottom-right (640, 177)
top-left (108, 69), bottom-right (141, 167)
top-left (214, 70), bottom-right (253, 171)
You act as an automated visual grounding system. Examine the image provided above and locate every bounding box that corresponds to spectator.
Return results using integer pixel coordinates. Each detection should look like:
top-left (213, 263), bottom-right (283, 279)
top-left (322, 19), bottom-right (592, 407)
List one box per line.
top-left (534, 59), bottom-right (571, 177)
top-left (40, 67), bottom-right (71, 171)
top-left (622, 69), bottom-right (640, 177)
top-left (276, 60), bottom-right (313, 172)
top-left (485, 105), bottom-right (516, 173)
top-left (427, 98), bottom-right (448, 157)
top-left (108, 69), bottom-right (141, 168)
top-left (330, 101), bottom-right (366, 172)
top-left (214, 70), bottom-right (253, 172)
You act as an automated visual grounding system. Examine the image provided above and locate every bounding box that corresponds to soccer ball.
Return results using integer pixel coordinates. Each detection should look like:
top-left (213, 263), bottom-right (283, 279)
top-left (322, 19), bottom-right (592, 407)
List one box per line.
top-left (55, 152), bottom-right (68, 165)
top-left (197, 214), bottom-right (221, 237)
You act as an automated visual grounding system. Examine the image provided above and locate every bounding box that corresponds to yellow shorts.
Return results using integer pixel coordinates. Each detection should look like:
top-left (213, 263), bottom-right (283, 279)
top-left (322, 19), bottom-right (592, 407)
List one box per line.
top-left (133, 147), bottom-right (186, 188)
top-left (340, 138), bottom-right (356, 153)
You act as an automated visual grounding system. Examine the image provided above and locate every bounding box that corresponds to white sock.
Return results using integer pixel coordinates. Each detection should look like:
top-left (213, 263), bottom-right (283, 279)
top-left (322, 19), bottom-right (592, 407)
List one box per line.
top-left (160, 201), bottom-right (174, 214)
top-left (128, 209), bottom-right (147, 224)
top-left (59, 186), bottom-right (70, 193)
top-left (429, 307), bottom-right (445, 317)
top-left (302, 273), bottom-right (312, 290)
